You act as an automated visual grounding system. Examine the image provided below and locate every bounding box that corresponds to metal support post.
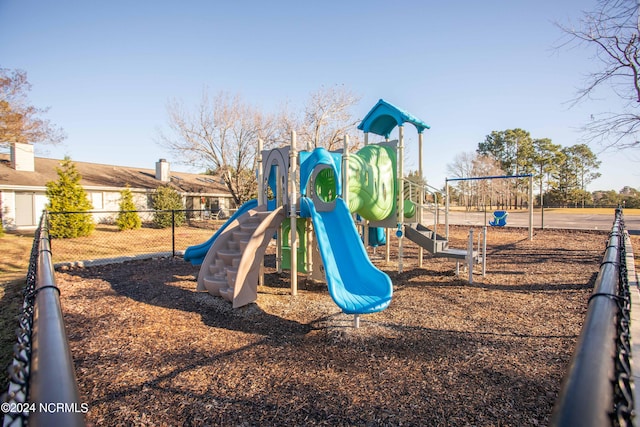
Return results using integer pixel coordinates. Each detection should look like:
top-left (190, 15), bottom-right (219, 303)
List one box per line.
top-left (529, 175), bottom-right (534, 240)
top-left (290, 131), bottom-right (298, 296)
top-left (482, 226), bottom-right (487, 277)
top-left (257, 139), bottom-right (264, 286)
top-left (467, 229), bottom-right (474, 284)
top-left (398, 125), bottom-right (404, 273)
top-left (418, 132), bottom-right (424, 268)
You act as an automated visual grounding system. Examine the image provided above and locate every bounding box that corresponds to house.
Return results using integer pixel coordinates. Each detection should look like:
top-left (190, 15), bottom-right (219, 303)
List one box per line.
top-left (0, 142), bottom-right (236, 230)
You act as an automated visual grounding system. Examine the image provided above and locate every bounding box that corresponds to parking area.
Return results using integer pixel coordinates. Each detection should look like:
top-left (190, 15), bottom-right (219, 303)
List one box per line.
top-left (445, 209), bottom-right (640, 234)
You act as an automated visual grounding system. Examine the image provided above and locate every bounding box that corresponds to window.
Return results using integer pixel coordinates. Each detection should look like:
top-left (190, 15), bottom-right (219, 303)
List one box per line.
top-left (90, 192), bottom-right (104, 210)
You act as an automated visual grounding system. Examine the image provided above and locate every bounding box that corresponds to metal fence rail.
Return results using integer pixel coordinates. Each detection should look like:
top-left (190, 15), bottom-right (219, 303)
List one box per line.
top-left (2, 213), bottom-right (84, 427)
top-left (551, 208), bottom-right (634, 426)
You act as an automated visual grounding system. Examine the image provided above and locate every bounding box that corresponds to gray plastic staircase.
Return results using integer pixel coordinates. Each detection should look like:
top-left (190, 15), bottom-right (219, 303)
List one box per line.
top-left (197, 205), bottom-right (286, 308)
top-left (404, 223), bottom-right (476, 260)
top-left (199, 211), bottom-right (270, 301)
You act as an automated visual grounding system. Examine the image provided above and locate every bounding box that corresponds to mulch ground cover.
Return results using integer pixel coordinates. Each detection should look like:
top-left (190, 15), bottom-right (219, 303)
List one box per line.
top-left (54, 225), bottom-right (636, 426)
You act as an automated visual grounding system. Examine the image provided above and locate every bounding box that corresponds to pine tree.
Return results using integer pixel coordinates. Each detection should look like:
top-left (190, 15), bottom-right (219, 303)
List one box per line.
top-left (116, 187), bottom-right (142, 231)
top-left (46, 157), bottom-right (94, 238)
top-left (152, 185), bottom-right (185, 228)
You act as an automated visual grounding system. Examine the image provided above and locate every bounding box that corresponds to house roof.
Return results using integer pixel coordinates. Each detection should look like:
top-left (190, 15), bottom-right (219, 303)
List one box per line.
top-left (0, 154), bottom-right (230, 195)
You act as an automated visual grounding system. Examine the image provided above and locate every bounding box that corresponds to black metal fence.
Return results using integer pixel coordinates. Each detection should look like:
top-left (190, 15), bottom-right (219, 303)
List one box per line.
top-left (4, 208), bottom-right (637, 426)
top-left (2, 209), bottom-right (225, 426)
top-left (551, 208), bottom-right (634, 426)
top-left (2, 212), bottom-right (85, 427)
top-left (46, 209), bottom-right (224, 264)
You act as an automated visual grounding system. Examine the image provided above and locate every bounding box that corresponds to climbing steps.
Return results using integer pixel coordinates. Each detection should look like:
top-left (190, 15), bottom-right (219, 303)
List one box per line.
top-left (404, 223), bottom-right (477, 260)
top-left (197, 206), bottom-right (285, 308)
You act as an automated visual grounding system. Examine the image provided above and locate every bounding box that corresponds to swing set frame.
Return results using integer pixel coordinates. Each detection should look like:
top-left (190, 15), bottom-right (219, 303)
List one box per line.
top-left (445, 174), bottom-right (534, 241)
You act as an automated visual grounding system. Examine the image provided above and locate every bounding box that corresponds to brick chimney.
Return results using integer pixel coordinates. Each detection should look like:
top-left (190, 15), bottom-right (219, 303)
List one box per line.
top-left (10, 142), bottom-right (35, 172)
top-left (155, 158), bottom-right (170, 182)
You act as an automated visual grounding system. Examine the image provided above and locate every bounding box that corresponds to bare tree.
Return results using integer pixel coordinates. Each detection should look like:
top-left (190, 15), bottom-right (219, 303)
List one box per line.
top-left (297, 85), bottom-right (362, 151)
top-left (447, 151), bottom-right (511, 210)
top-left (0, 68), bottom-right (65, 146)
top-left (558, 0), bottom-right (640, 148)
top-left (472, 154), bottom-right (505, 209)
top-left (158, 91), bottom-right (277, 205)
top-left (447, 151), bottom-right (476, 210)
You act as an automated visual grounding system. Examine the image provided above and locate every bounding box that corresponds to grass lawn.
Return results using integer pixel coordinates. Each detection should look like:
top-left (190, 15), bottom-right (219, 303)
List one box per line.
top-left (543, 207), bottom-right (640, 215)
top-left (0, 232), bottom-right (34, 394)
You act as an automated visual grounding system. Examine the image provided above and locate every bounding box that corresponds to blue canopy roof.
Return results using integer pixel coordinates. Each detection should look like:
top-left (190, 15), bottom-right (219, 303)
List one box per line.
top-left (357, 99), bottom-right (430, 138)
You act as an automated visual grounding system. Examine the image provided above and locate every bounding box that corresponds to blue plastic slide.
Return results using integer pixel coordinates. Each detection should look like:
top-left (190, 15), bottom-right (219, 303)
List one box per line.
top-left (300, 197), bottom-right (392, 314)
top-left (184, 199), bottom-right (258, 266)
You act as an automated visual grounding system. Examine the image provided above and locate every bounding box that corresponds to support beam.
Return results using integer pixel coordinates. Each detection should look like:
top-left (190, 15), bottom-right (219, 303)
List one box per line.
top-left (418, 132), bottom-right (424, 268)
top-left (290, 131), bottom-right (298, 296)
top-left (529, 175), bottom-right (533, 240)
top-left (398, 125), bottom-right (404, 273)
top-left (257, 139), bottom-right (264, 287)
top-left (467, 229), bottom-right (474, 284)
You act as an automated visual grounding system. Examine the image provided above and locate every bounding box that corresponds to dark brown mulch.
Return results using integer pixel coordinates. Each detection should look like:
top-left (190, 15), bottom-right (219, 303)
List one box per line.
top-left (55, 226), bottom-right (630, 426)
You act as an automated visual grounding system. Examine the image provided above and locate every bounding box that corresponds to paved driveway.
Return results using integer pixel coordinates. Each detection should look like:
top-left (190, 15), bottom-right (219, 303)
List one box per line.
top-left (444, 210), bottom-right (640, 234)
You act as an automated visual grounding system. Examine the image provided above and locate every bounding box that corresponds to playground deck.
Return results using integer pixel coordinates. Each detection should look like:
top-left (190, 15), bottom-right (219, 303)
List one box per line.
top-left (54, 225), bottom-right (636, 426)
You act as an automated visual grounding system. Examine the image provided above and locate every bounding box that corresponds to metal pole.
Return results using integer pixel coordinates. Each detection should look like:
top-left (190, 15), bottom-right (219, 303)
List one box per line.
top-left (290, 131), bottom-right (298, 296)
top-left (433, 189), bottom-right (439, 249)
top-left (29, 222), bottom-right (84, 427)
top-left (467, 229), bottom-right (474, 284)
top-left (445, 180), bottom-right (450, 241)
top-left (361, 135), bottom-right (369, 252)
top-left (385, 228), bottom-right (390, 263)
top-left (343, 135), bottom-right (350, 209)
top-left (398, 125), bottom-right (404, 273)
top-left (276, 230), bottom-right (282, 273)
top-left (257, 139), bottom-right (264, 206)
top-left (257, 139), bottom-right (264, 286)
top-left (482, 226), bottom-right (487, 277)
top-left (528, 175), bottom-right (533, 240)
top-left (171, 210), bottom-right (176, 257)
top-left (418, 132), bottom-right (424, 268)
top-left (306, 218), bottom-right (313, 281)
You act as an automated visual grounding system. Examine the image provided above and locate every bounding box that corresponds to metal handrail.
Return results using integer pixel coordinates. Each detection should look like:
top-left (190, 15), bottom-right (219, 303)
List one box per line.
top-left (401, 177), bottom-right (442, 226)
top-left (28, 215), bottom-right (85, 427)
top-left (551, 208), bottom-right (632, 426)
top-left (1, 212), bottom-right (85, 427)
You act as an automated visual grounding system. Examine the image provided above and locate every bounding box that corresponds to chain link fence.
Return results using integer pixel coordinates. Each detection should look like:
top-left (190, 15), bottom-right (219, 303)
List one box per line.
top-left (551, 208), bottom-right (635, 426)
top-left (5, 208), bottom-right (638, 426)
top-left (47, 210), bottom-right (226, 265)
top-left (2, 212), bottom-right (84, 427)
top-left (2, 209), bottom-right (226, 426)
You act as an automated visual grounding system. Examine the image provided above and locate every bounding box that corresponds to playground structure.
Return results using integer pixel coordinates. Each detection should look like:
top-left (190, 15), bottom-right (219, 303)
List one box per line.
top-left (184, 99), bottom-right (487, 325)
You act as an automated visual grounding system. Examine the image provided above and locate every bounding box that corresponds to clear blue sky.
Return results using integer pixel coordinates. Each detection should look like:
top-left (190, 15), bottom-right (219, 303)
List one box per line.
top-left (1, 0), bottom-right (636, 191)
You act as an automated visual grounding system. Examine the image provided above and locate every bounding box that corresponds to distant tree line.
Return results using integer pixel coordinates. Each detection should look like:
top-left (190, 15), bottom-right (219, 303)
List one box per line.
top-left (445, 128), bottom-right (623, 209)
top-left (592, 187), bottom-right (640, 209)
